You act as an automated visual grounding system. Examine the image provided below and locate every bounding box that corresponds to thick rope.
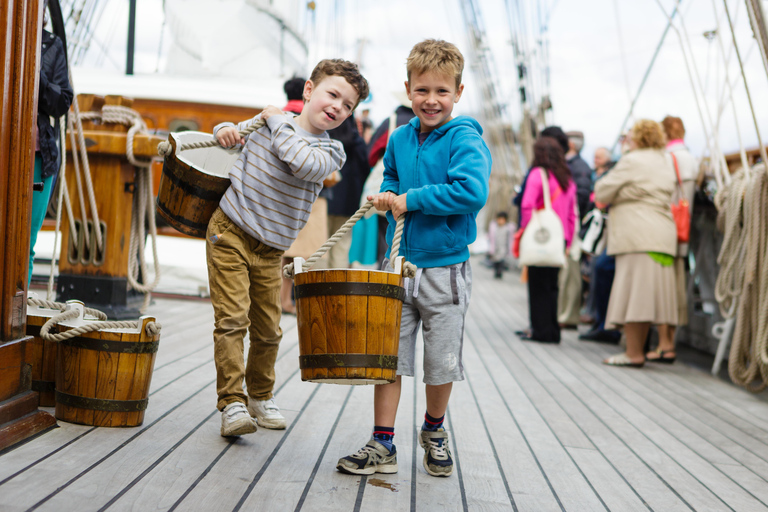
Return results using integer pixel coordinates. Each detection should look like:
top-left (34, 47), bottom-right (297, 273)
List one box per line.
top-left (71, 105), bottom-right (162, 313)
top-left (39, 308), bottom-right (161, 342)
top-left (156, 119), bottom-right (267, 157)
top-left (47, 115), bottom-right (69, 300)
top-left (68, 79), bottom-right (104, 251)
top-left (715, 164), bottom-right (768, 392)
top-left (282, 200), bottom-right (416, 279)
top-left (27, 295), bottom-right (108, 320)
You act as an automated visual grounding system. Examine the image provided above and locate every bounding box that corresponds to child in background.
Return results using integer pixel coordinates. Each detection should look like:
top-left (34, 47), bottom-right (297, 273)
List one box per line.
top-left (336, 39), bottom-right (491, 477)
top-left (490, 211), bottom-right (513, 279)
top-left (209, 59), bottom-right (368, 437)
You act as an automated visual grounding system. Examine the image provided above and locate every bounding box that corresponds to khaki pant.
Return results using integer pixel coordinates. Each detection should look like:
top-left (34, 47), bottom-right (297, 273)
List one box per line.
top-left (206, 208), bottom-right (283, 410)
top-left (557, 254), bottom-right (582, 325)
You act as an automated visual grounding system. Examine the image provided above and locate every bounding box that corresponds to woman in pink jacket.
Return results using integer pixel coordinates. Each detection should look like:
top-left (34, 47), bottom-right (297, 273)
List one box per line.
top-left (518, 137), bottom-right (578, 342)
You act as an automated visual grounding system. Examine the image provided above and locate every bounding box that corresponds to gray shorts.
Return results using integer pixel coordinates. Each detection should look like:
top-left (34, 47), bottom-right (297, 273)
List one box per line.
top-left (394, 260), bottom-right (472, 385)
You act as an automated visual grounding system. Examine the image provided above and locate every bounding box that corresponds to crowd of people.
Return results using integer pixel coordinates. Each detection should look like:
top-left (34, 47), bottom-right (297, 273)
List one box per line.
top-left (502, 116), bottom-right (697, 369)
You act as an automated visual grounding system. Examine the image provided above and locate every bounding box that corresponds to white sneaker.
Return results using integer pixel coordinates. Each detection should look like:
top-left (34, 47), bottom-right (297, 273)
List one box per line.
top-left (221, 402), bottom-right (258, 437)
top-left (248, 398), bottom-right (287, 429)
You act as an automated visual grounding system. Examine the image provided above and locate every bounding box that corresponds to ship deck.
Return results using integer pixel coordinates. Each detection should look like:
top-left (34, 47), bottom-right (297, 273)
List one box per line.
top-left (3, 256), bottom-right (768, 512)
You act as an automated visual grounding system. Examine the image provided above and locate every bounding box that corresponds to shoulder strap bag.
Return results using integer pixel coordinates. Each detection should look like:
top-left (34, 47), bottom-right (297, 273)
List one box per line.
top-left (518, 167), bottom-right (566, 267)
top-left (670, 153), bottom-right (690, 243)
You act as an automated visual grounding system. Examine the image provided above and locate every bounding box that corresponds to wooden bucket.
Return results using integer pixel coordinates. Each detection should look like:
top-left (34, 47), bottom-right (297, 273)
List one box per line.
top-left (294, 257), bottom-right (406, 384)
top-left (52, 302), bottom-right (161, 427)
top-left (156, 131), bottom-right (240, 238)
top-left (26, 301), bottom-right (61, 407)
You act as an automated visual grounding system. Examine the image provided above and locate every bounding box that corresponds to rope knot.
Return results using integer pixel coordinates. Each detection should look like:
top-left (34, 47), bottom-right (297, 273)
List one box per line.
top-left (146, 321), bottom-right (162, 337)
top-left (157, 140), bottom-right (173, 157)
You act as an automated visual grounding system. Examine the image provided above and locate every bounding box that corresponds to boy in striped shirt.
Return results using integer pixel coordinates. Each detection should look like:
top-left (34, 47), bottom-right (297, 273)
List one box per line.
top-left (209, 59), bottom-right (369, 437)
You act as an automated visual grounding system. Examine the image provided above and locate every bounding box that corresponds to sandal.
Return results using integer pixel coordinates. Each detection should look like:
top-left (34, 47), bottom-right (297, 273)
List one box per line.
top-left (646, 347), bottom-right (676, 364)
top-left (602, 353), bottom-right (645, 368)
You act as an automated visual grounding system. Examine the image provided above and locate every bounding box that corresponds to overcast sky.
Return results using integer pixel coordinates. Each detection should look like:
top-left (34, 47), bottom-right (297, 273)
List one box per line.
top-left (72, 0), bottom-right (768, 165)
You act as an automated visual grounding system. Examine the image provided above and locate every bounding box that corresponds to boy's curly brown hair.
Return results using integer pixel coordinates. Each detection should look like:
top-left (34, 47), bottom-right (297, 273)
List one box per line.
top-left (630, 119), bottom-right (667, 150)
top-left (309, 59), bottom-right (369, 108)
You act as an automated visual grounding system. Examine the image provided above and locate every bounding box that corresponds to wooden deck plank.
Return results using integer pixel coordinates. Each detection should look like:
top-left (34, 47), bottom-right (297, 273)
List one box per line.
top-left (359, 365), bottom-right (417, 510)
top-left (99, 337), bottom-right (303, 511)
top-left (167, 373), bottom-right (318, 511)
top-left (466, 323), bottom-right (685, 512)
top-left (461, 321), bottom-right (607, 511)
top-left (543, 344), bottom-right (766, 512)
top-left (583, 345), bottom-right (768, 482)
top-left (461, 332), bottom-right (564, 512)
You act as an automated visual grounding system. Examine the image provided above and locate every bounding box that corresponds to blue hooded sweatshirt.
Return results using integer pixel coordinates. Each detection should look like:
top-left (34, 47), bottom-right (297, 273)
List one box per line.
top-left (381, 116), bottom-right (492, 268)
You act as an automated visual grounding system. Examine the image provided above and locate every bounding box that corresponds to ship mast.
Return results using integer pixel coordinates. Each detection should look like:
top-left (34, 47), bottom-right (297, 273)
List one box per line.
top-left (458, 0), bottom-right (524, 224)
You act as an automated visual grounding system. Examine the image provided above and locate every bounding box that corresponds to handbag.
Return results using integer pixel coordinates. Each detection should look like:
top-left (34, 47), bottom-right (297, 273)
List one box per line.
top-left (670, 153), bottom-right (690, 243)
top-left (518, 167), bottom-right (565, 267)
top-left (360, 113), bottom-right (398, 218)
top-left (580, 208), bottom-right (607, 255)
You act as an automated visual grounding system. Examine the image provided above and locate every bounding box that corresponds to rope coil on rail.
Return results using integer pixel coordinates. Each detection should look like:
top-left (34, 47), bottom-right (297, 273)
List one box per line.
top-left (38, 307), bottom-right (162, 343)
top-left (714, 164), bottom-right (768, 392)
top-left (27, 296), bottom-right (108, 321)
top-left (282, 200), bottom-right (416, 279)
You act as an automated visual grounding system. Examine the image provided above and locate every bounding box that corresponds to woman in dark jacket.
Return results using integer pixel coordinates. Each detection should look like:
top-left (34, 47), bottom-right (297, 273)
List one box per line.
top-left (30, 26), bottom-right (73, 285)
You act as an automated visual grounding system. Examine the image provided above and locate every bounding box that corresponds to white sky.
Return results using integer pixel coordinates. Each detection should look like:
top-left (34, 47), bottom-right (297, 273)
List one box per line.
top-left (72, 0), bottom-right (768, 165)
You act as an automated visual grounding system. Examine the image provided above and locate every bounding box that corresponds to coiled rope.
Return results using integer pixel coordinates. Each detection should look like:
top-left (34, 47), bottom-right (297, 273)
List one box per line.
top-left (39, 306), bottom-right (162, 342)
top-left (715, 165), bottom-right (768, 392)
top-left (64, 102), bottom-right (162, 313)
top-left (282, 200), bottom-right (417, 279)
top-left (27, 295), bottom-right (107, 320)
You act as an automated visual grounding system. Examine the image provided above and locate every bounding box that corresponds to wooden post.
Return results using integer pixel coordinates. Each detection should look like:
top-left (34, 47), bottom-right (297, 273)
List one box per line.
top-left (56, 94), bottom-right (164, 319)
top-left (0, 0), bottom-right (57, 452)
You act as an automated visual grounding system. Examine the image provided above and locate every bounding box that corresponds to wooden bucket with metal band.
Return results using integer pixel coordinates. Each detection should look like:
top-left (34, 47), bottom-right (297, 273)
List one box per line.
top-left (26, 302), bottom-right (62, 407)
top-left (52, 305), bottom-right (161, 427)
top-left (156, 131), bottom-right (239, 238)
top-left (293, 256), bottom-right (406, 385)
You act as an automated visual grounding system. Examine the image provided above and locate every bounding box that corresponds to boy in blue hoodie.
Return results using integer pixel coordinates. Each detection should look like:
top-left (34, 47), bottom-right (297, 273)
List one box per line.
top-left (336, 39), bottom-right (492, 478)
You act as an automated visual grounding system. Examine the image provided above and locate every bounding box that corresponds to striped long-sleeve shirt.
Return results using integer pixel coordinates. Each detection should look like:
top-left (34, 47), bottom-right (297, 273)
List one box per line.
top-left (213, 113), bottom-right (346, 250)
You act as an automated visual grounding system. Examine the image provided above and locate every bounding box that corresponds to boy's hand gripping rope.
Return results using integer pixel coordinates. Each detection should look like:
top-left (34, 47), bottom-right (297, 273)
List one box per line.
top-left (156, 119), bottom-right (267, 157)
top-left (282, 200), bottom-right (416, 279)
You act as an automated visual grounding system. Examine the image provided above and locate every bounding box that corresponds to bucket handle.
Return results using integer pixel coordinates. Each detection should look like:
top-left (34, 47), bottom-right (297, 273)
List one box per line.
top-left (284, 200), bottom-right (416, 279)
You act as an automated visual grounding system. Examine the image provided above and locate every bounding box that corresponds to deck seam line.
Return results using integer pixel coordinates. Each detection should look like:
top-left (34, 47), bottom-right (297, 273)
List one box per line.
top-left (294, 386), bottom-right (354, 511)
top-left (576, 341), bottom-right (768, 480)
top-left (552, 341), bottom-right (768, 510)
top-left (464, 318), bottom-right (565, 511)
top-left (232, 384), bottom-right (322, 512)
top-left (463, 367), bottom-right (518, 511)
top-left (446, 408), bottom-right (469, 512)
top-left (98, 410), bottom-right (218, 511)
top-left (538, 338), bottom-right (738, 511)
top-left (25, 378), bottom-right (216, 512)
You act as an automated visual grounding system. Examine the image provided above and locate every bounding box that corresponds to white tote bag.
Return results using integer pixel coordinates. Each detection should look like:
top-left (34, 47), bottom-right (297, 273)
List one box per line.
top-left (518, 167), bottom-right (566, 267)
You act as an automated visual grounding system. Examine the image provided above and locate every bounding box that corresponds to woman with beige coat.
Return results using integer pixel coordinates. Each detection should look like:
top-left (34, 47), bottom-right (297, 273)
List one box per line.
top-left (594, 119), bottom-right (678, 367)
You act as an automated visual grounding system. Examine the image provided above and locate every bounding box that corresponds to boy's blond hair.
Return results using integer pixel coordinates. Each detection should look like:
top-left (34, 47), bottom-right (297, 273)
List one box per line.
top-left (309, 59), bottom-right (370, 108)
top-left (406, 39), bottom-right (464, 89)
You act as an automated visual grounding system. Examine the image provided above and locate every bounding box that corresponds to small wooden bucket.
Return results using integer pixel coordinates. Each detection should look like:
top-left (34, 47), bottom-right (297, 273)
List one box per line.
top-left (26, 302), bottom-right (62, 407)
top-left (53, 302), bottom-right (161, 427)
top-left (156, 131), bottom-right (240, 238)
top-left (293, 257), bottom-right (406, 385)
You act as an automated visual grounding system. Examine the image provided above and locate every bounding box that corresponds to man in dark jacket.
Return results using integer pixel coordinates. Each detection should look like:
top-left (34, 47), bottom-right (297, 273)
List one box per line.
top-left (30, 27), bottom-right (73, 285)
top-left (557, 130), bottom-right (592, 328)
top-left (565, 131), bottom-right (592, 224)
top-left (325, 116), bottom-right (369, 268)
